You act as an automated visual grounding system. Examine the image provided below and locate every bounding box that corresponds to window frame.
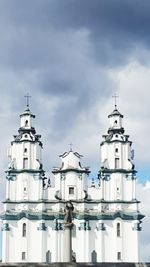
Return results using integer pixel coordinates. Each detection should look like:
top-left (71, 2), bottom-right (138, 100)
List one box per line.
top-left (115, 157), bottom-right (119, 169)
top-left (23, 158), bottom-right (28, 169)
top-left (117, 251), bottom-right (121, 260)
top-left (69, 187), bottom-right (74, 195)
top-left (22, 252), bottom-right (26, 260)
top-left (22, 223), bottom-right (26, 237)
top-left (117, 222), bottom-right (121, 237)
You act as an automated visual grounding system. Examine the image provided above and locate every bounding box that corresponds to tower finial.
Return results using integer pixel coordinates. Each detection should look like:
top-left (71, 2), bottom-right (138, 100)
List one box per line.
top-left (112, 93), bottom-right (118, 109)
top-left (24, 93), bottom-right (31, 108)
top-left (68, 143), bottom-right (73, 152)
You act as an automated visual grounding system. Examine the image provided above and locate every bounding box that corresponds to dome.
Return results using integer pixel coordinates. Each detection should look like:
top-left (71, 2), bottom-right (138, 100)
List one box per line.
top-left (108, 108), bottom-right (123, 118)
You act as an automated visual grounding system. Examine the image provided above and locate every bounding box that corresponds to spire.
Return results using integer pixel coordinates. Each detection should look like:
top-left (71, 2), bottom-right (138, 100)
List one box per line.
top-left (18, 95), bottom-right (35, 132)
top-left (20, 94), bottom-right (35, 120)
top-left (112, 93), bottom-right (118, 109)
top-left (108, 94), bottom-right (123, 119)
top-left (107, 96), bottom-right (124, 135)
top-left (68, 143), bottom-right (73, 152)
top-left (24, 93), bottom-right (31, 109)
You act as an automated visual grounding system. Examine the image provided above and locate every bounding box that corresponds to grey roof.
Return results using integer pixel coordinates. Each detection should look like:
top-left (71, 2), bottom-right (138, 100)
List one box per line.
top-left (108, 108), bottom-right (123, 118)
top-left (20, 108), bottom-right (35, 118)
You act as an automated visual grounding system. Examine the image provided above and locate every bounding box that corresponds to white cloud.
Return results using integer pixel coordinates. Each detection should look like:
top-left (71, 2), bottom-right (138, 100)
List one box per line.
top-left (107, 60), bottom-right (150, 167)
top-left (0, 8), bottom-right (149, 260)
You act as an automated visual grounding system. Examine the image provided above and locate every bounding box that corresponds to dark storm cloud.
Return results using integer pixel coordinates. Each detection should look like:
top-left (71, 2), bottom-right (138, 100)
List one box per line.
top-left (0, 0), bottom-right (149, 138)
top-left (55, 0), bottom-right (150, 39)
top-left (1, 0), bottom-right (150, 65)
top-left (0, 0), bottom-right (150, 69)
top-left (49, 0), bottom-right (150, 65)
top-left (3, 0), bottom-right (150, 38)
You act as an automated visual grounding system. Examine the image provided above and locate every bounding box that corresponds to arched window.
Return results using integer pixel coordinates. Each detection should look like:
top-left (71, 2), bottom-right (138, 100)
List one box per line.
top-left (22, 223), bottom-right (26, 237)
top-left (117, 223), bottom-right (120, 237)
top-left (25, 120), bottom-right (28, 126)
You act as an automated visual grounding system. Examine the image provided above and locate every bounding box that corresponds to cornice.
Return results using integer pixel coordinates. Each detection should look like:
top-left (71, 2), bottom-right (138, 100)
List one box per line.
top-left (100, 140), bottom-right (132, 146)
top-left (99, 168), bottom-right (137, 174)
top-left (6, 169), bottom-right (45, 174)
top-left (0, 211), bottom-right (145, 221)
top-left (52, 168), bottom-right (90, 174)
top-left (3, 199), bottom-right (140, 204)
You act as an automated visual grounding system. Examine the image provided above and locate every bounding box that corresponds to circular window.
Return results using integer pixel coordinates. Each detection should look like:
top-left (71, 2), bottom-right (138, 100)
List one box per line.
top-left (25, 134), bottom-right (28, 138)
top-left (115, 135), bottom-right (118, 138)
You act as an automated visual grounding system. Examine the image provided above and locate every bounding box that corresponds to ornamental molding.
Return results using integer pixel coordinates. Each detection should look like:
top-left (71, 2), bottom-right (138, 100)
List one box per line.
top-left (52, 219), bottom-right (63, 231)
top-left (1, 223), bottom-right (10, 231)
top-left (37, 222), bottom-right (47, 231)
top-left (78, 220), bottom-right (91, 231)
top-left (132, 222), bottom-right (142, 231)
top-left (99, 168), bottom-right (137, 174)
top-left (100, 140), bottom-right (132, 146)
top-left (1, 211), bottom-right (145, 221)
top-left (96, 222), bottom-right (106, 231)
top-left (3, 199), bottom-right (140, 204)
top-left (6, 169), bottom-right (45, 175)
top-left (60, 173), bottom-right (66, 180)
top-left (6, 174), bottom-right (17, 181)
top-left (52, 168), bottom-right (90, 175)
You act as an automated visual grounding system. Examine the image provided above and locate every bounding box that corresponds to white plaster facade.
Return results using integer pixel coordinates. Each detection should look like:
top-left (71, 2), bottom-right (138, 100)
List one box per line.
top-left (1, 106), bottom-right (144, 263)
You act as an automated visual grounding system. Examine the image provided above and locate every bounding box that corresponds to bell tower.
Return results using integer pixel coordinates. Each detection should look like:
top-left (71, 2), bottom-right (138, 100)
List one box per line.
top-left (6, 106), bottom-right (44, 201)
top-left (99, 104), bottom-right (144, 262)
top-left (2, 104), bottom-right (46, 263)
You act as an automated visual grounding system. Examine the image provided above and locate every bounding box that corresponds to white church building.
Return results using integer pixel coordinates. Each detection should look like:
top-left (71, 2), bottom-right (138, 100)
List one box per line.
top-left (1, 103), bottom-right (144, 263)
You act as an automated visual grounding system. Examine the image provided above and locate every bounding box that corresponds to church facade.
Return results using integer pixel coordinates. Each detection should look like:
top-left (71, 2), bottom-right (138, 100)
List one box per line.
top-left (1, 105), bottom-right (144, 263)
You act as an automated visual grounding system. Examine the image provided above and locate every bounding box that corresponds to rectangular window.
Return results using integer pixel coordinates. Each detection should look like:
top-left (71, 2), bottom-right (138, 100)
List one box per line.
top-left (22, 223), bottom-right (26, 237)
top-left (117, 252), bottom-right (121, 260)
top-left (69, 187), bottom-right (74, 195)
top-left (22, 252), bottom-right (26, 260)
top-left (23, 158), bottom-right (28, 169)
top-left (115, 158), bottom-right (119, 169)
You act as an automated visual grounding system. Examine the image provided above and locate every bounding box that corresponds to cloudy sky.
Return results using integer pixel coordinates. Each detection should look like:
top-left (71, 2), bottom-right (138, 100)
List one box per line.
top-left (0, 0), bottom-right (150, 261)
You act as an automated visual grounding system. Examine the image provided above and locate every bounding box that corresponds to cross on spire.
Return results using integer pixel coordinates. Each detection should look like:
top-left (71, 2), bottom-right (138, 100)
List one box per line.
top-left (24, 93), bottom-right (31, 108)
top-left (68, 143), bottom-right (73, 151)
top-left (112, 93), bottom-right (118, 109)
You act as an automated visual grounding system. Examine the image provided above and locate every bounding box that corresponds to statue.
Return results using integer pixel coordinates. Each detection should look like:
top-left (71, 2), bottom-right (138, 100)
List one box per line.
top-left (64, 201), bottom-right (74, 227)
top-left (63, 201), bottom-right (74, 262)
